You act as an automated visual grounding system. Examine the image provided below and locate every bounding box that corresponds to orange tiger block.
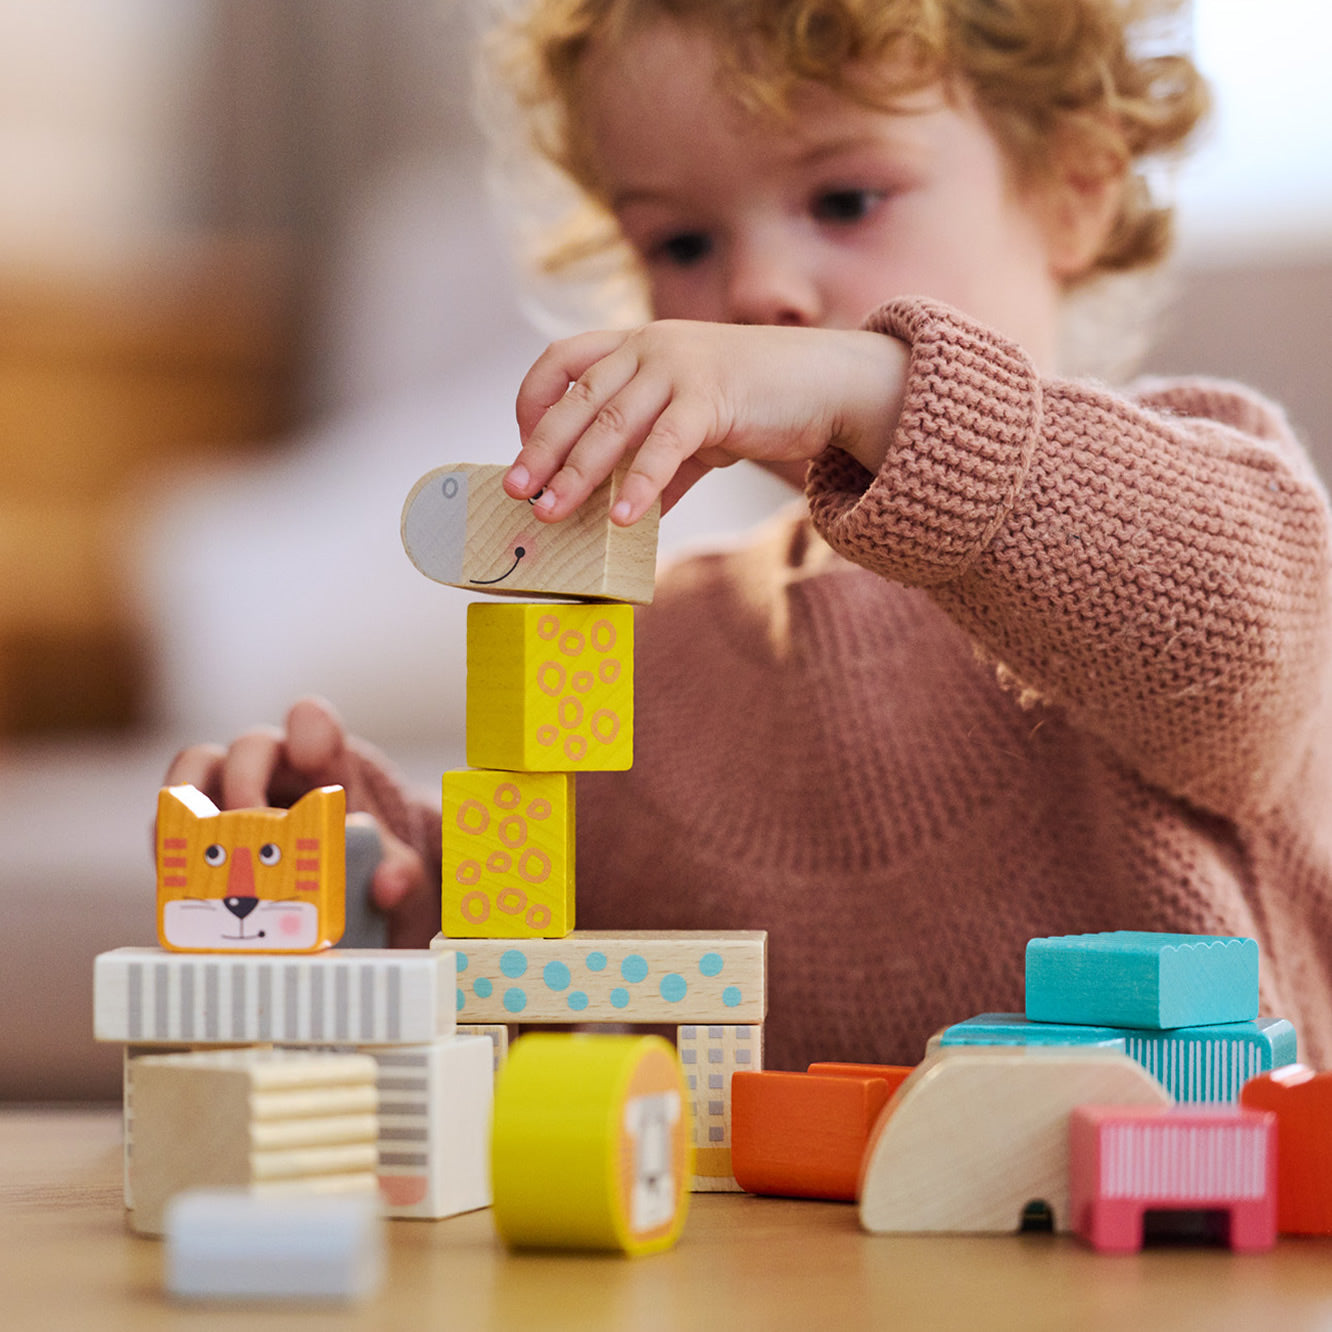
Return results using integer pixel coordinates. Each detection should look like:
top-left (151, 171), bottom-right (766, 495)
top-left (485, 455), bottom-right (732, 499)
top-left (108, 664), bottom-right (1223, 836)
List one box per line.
top-left (731, 1068), bottom-right (901, 1201)
top-left (156, 785), bottom-right (345, 953)
top-left (1241, 1064), bottom-right (1332, 1234)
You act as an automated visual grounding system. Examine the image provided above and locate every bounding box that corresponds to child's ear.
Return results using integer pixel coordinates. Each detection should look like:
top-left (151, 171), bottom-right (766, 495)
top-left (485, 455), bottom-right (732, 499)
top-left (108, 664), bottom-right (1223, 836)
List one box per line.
top-left (1033, 138), bottom-right (1128, 284)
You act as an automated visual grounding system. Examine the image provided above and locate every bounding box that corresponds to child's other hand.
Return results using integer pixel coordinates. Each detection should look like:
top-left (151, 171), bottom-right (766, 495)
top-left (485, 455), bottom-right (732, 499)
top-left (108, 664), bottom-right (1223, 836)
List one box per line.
top-left (164, 696), bottom-right (437, 947)
top-left (507, 320), bottom-right (907, 525)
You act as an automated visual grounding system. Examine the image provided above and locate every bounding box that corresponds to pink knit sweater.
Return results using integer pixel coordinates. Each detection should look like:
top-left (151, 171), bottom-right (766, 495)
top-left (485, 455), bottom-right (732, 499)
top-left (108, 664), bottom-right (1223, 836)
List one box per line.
top-left (559, 298), bottom-right (1332, 1071)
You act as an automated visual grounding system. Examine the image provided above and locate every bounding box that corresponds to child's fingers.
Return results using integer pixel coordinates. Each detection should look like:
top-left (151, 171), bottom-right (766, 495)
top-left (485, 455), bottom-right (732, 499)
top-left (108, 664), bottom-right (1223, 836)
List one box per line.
top-left (163, 743), bottom-right (227, 802)
top-left (218, 727), bottom-right (287, 810)
top-left (513, 329), bottom-right (633, 460)
top-left (524, 369), bottom-right (675, 522)
top-left (283, 696), bottom-right (349, 776)
top-left (610, 399), bottom-right (718, 525)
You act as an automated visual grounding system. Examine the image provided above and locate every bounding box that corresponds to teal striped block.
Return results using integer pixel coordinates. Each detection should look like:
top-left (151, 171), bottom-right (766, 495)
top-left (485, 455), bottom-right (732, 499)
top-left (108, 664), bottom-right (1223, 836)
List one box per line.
top-left (941, 1013), bottom-right (1296, 1102)
top-left (1025, 932), bottom-right (1259, 1030)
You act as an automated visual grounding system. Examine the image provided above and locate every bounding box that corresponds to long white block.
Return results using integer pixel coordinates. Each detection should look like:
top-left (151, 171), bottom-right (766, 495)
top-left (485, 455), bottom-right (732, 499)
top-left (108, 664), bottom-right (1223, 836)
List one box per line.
top-left (95, 947), bottom-right (456, 1046)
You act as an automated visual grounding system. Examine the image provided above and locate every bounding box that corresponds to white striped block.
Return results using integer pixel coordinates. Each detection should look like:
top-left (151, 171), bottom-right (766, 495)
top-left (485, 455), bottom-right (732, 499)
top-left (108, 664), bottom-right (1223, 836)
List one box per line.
top-left (94, 947), bottom-right (456, 1046)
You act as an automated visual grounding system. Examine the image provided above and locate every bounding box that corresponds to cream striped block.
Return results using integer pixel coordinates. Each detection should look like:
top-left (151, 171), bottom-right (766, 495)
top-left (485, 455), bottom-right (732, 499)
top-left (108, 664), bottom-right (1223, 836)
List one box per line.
top-left (95, 947), bottom-right (456, 1046)
top-left (366, 1036), bottom-right (493, 1219)
top-left (677, 1024), bottom-right (763, 1192)
top-left (129, 1048), bottom-right (380, 1236)
top-left (435, 931), bottom-right (766, 1023)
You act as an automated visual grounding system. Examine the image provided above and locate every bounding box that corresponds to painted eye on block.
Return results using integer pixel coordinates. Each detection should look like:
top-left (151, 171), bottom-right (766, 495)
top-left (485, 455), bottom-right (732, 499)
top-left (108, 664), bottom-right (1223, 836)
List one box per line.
top-left (204, 844), bottom-right (227, 867)
top-left (258, 843), bottom-right (282, 866)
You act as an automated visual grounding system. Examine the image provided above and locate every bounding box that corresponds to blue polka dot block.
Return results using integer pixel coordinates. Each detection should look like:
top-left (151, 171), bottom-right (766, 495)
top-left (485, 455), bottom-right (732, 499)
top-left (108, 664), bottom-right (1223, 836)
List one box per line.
top-left (431, 930), bottom-right (767, 1024)
top-left (1025, 932), bottom-right (1260, 1030)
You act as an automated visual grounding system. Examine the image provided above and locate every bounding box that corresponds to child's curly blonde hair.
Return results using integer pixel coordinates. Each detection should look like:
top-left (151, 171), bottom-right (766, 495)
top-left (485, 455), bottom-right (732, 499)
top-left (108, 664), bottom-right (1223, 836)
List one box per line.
top-left (486, 0), bottom-right (1207, 320)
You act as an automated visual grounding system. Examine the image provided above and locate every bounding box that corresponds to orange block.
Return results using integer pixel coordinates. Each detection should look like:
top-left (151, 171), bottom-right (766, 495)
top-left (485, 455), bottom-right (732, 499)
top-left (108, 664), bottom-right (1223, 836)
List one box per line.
top-left (731, 1070), bottom-right (896, 1201)
top-left (1241, 1064), bottom-right (1332, 1234)
top-left (807, 1062), bottom-right (915, 1094)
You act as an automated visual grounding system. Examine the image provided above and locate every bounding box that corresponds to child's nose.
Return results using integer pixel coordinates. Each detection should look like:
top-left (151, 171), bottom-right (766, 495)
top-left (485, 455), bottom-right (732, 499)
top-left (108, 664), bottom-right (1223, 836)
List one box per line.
top-left (723, 239), bottom-right (821, 327)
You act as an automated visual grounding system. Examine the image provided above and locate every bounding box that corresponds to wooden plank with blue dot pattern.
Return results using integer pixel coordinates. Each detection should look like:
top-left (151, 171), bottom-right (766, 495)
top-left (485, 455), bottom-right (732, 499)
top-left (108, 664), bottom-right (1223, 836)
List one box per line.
top-left (431, 931), bottom-right (766, 1023)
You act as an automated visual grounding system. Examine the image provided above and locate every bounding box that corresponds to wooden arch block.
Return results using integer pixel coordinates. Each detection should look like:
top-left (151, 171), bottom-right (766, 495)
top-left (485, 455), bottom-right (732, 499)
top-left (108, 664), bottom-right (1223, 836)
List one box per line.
top-left (858, 1049), bottom-right (1171, 1235)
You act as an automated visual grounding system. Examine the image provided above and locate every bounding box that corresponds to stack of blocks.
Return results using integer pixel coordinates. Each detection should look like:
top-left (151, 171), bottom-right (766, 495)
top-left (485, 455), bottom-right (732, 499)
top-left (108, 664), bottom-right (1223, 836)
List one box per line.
top-left (94, 782), bottom-right (495, 1243)
top-left (939, 932), bottom-right (1296, 1102)
top-left (854, 931), bottom-right (1301, 1252)
top-left (404, 462), bottom-right (768, 1194)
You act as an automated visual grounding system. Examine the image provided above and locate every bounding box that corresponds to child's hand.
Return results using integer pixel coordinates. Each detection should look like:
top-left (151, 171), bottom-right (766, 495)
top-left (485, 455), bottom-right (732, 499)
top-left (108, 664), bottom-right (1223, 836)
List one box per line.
top-left (164, 697), bottom-right (438, 947)
top-left (506, 320), bottom-right (907, 524)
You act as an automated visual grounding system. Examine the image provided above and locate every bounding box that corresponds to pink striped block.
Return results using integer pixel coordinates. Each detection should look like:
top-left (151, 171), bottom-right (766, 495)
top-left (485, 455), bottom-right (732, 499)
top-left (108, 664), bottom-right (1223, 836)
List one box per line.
top-left (1070, 1105), bottom-right (1277, 1253)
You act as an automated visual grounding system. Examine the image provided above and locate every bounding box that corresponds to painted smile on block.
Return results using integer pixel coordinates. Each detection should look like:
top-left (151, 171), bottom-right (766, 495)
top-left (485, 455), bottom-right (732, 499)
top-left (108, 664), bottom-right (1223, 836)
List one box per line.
top-left (470, 544), bottom-right (528, 586)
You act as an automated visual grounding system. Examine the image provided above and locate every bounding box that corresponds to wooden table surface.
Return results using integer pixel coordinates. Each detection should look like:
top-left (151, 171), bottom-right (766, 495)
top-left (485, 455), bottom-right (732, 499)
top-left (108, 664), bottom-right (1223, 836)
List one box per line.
top-left (6, 1105), bottom-right (1332, 1331)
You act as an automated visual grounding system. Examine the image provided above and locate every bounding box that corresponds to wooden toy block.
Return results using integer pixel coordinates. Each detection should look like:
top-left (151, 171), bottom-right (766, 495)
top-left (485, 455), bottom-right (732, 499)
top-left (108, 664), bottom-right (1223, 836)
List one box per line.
top-left (940, 1014), bottom-right (1128, 1052)
top-left (858, 1049), bottom-right (1171, 1235)
top-left (165, 1190), bottom-right (385, 1302)
top-left (466, 602), bottom-right (634, 772)
top-left (123, 1042), bottom-right (261, 1210)
top-left (129, 1048), bottom-right (380, 1236)
top-left (157, 785), bottom-right (346, 953)
top-left (1069, 1104), bottom-right (1277, 1253)
top-left (1241, 1064), bottom-right (1332, 1234)
top-left (941, 1012), bottom-right (1295, 1102)
top-left (731, 1069), bottom-right (894, 1201)
top-left (806, 1063), bottom-right (916, 1092)
top-left (1025, 931), bottom-right (1259, 1029)
top-left (340, 816), bottom-right (387, 949)
top-left (95, 946), bottom-right (457, 1046)
top-left (435, 930), bottom-right (767, 1023)
top-left (402, 461), bottom-right (659, 605)
top-left (442, 769), bottom-right (575, 938)
top-left (677, 1023), bottom-right (763, 1192)
top-left (490, 1033), bottom-right (692, 1254)
top-left (360, 1035), bottom-right (494, 1219)
top-left (458, 1023), bottom-right (512, 1077)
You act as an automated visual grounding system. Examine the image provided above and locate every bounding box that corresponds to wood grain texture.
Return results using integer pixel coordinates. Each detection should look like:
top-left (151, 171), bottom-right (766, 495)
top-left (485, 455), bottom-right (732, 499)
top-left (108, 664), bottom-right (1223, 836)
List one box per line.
top-left (859, 1049), bottom-right (1172, 1235)
top-left (402, 462), bottom-right (659, 604)
top-left (435, 930), bottom-right (766, 1024)
top-left (129, 1048), bottom-right (380, 1235)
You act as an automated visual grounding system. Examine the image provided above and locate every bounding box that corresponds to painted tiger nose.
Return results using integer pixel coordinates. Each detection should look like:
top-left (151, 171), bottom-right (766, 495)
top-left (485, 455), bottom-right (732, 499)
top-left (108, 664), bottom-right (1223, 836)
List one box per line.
top-left (227, 845), bottom-right (255, 899)
top-left (223, 896), bottom-right (259, 920)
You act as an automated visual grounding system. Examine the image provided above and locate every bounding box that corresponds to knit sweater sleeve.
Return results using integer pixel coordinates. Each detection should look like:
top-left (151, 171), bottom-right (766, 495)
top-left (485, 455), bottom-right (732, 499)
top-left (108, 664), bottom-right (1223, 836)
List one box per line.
top-left (806, 297), bottom-right (1332, 819)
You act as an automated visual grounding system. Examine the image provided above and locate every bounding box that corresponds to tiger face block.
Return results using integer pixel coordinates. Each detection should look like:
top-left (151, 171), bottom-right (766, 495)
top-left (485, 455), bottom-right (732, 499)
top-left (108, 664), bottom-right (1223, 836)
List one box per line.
top-left (155, 785), bottom-right (346, 953)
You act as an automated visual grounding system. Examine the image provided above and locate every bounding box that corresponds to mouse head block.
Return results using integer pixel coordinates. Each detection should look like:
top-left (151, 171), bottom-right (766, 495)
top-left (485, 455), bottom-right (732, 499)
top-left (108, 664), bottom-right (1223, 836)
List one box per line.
top-left (401, 463), bottom-right (658, 604)
top-left (155, 785), bottom-right (346, 953)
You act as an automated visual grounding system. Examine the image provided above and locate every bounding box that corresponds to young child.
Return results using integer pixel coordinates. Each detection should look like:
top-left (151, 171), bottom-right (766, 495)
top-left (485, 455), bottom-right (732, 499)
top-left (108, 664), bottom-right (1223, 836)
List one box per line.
top-left (167, 0), bottom-right (1332, 1072)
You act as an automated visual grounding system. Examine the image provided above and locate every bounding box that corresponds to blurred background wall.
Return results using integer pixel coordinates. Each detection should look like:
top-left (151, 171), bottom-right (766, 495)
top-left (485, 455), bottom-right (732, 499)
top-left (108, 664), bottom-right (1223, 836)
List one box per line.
top-left (0, 0), bottom-right (1327, 1098)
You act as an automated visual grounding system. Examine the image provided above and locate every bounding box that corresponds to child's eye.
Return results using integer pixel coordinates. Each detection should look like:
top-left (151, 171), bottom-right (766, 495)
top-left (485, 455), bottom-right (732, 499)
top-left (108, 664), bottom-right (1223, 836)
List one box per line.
top-left (812, 189), bottom-right (885, 223)
top-left (203, 844), bottom-right (227, 867)
top-left (258, 843), bottom-right (282, 866)
top-left (653, 232), bottom-right (712, 266)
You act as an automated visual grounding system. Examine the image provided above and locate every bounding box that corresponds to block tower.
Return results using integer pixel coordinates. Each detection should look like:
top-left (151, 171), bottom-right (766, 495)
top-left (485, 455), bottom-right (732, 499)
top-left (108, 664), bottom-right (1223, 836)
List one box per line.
top-left (403, 461), bottom-right (768, 1190)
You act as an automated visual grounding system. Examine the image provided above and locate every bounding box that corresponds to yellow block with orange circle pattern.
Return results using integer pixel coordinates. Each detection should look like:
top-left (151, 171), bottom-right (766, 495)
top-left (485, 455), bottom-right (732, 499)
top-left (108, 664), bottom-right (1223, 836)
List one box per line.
top-left (466, 602), bottom-right (633, 772)
top-left (490, 1033), bottom-right (692, 1254)
top-left (441, 769), bottom-right (574, 938)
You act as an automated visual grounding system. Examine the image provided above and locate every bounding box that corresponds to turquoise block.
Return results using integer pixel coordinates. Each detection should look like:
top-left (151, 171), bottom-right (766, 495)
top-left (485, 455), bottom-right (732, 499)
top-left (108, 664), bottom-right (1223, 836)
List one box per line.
top-left (1025, 931), bottom-right (1259, 1029)
top-left (940, 1014), bottom-right (1127, 1052)
top-left (942, 1012), bottom-right (1296, 1102)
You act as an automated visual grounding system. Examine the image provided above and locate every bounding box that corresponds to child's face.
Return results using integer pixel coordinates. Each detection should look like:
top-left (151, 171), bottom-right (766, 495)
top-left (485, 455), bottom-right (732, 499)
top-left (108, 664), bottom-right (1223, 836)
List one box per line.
top-left (578, 19), bottom-right (1074, 369)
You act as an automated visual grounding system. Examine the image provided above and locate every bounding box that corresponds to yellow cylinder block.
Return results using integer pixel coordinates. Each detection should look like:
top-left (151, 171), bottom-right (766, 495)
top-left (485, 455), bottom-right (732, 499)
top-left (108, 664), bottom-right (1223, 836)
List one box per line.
top-left (490, 1033), bottom-right (693, 1255)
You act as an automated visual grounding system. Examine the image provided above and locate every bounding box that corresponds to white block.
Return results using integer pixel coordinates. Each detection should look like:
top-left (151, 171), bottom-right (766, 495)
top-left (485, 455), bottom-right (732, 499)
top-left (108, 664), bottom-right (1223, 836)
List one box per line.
top-left (370, 1034), bottom-right (494, 1219)
top-left (165, 1190), bottom-right (384, 1302)
top-left (94, 947), bottom-right (456, 1046)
